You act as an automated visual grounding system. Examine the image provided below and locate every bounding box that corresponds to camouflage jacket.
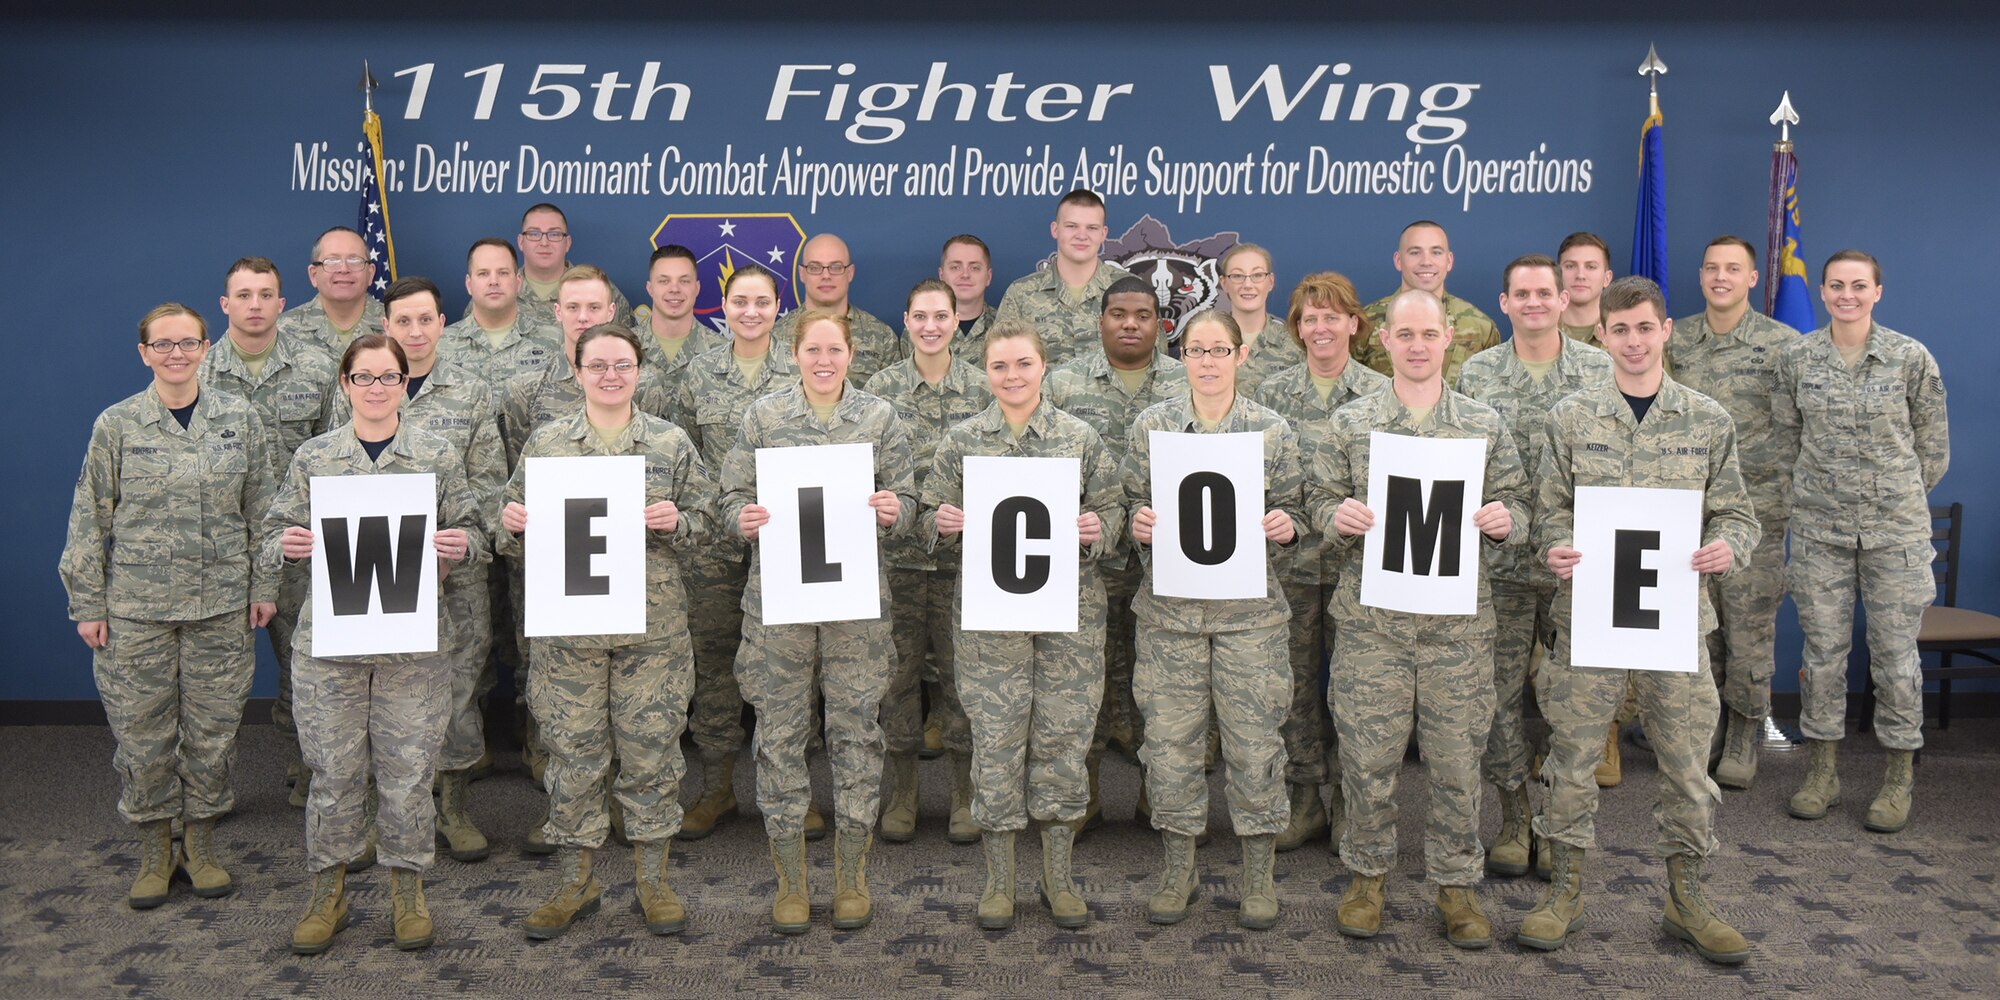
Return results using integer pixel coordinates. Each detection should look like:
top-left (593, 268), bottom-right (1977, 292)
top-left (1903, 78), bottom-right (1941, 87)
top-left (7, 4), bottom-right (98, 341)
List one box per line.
top-left (865, 357), bottom-right (994, 571)
top-left (439, 312), bottom-right (562, 393)
top-left (1045, 350), bottom-right (1189, 572)
top-left (1561, 321), bottom-right (1604, 348)
top-left (1249, 360), bottom-right (1390, 584)
top-left (498, 407), bottom-right (717, 648)
top-left (945, 304), bottom-right (997, 368)
top-left (920, 400), bottom-right (1127, 590)
top-left (1454, 335), bottom-right (1613, 584)
top-left (262, 421), bottom-right (489, 663)
top-left (1666, 309), bottom-right (1799, 522)
top-left (1236, 316), bottom-right (1302, 399)
top-left (1535, 374), bottom-right (1761, 633)
top-left (1124, 393), bottom-right (1307, 633)
top-left (1354, 290), bottom-right (1501, 387)
top-left (61, 385), bottom-right (278, 622)
top-left (199, 332), bottom-right (340, 461)
top-left (995, 261), bottom-right (1132, 368)
top-left (277, 295), bottom-right (384, 356)
top-left (630, 308), bottom-right (725, 386)
top-left (721, 383), bottom-right (917, 619)
top-left (1773, 323), bottom-right (1949, 548)
top-left (1311, 385), bottom-right (1531, 640)
top-left (672, 341), bottom-right (799, 559)
top-left (332, 360), bottom-right (507, 566)
top-left (773, 304), bottom-right (903, 386)
top-left (499, 357), bottom-right (673, 472)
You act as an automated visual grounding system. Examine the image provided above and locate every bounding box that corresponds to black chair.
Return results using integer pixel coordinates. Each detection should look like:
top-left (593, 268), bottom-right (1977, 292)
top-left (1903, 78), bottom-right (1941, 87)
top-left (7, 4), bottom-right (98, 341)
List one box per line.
top-left (1861, 503), bottom-right (2000, 730)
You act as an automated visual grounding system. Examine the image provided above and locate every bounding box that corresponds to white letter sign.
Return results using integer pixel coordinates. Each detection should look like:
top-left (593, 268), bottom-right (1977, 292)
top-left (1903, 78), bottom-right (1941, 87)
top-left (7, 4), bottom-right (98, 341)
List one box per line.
top-left (1359, 431), bottom-right (1486, 615)
top-left (1570, 485), bottom-right (1702, 673)
top-left (524, 454), bottom-right (646, 638)
top-left (757, 442), bottom-right (881, 625)
top-left (962, 455), bottom-right (1080, 632)
top-left (310, 472), bottom-right (437, 657)
top-left (1150, 430), bottom-right (1265, 599)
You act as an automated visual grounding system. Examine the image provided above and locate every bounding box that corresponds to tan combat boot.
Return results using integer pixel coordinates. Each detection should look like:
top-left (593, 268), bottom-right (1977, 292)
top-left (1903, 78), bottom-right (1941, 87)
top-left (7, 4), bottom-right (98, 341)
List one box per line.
top-left (804, 805), bottom-right (829, 842)
top-left (769, 833), bottom-right (811, 934)
top-left (1274, 782), bottom-right (1328, 853)
top-left (1334, 873), bottom-right (1385, 938)
top-left (832, 829), bottom-right (874, 930)
top-left (920, 699), bottom-right (945, 759)
top-left (434, 769), bottom-right (490, 862)
top-left (1145, 832), bottom-right (1200, 925)
top-left (1517, 841), bottom-right (1586, 951)
top-left (523, 847), bottom-right (602, 940)
top-left (1788, 738), bottom-right (1841, 820)
top-left (289, 864), bottom-right (349, 955)
top-left (1661, 854), bottom-right (1749, 964)
top-left (180, 817), bottom-right (234, 898)
top-left (879, 752), bottom-right (920, 843)
top-left (1485, 784), bottom-right (1532, 877)
top-left (1713, 710), bottom-right (1761, 789)
top-left (946, 752), bottom-right (979, 844)
top-left (1594, 722), bottom-right (1622, 787)
top-left (634, 840), bottom-right (687, 935)
top-left (1238, 834), bottom-right (1279, 930)
top-left (1864, 748), bottom-right (1915, 833)
top-left (1534, 831), bottom-right (1552, 880)
top-left (1039, 821), bottom-right (1088, 929)
top-left (678, 751), bottom-right (739, 841)
top-left (1436, 885), bottom-right (1492, 949)
top-left (389, 867), bottom-right (434, 950)
top-left (977, 830), bottom-right (1016, 929)
top-left (128, 819), bottom-right (177, 910)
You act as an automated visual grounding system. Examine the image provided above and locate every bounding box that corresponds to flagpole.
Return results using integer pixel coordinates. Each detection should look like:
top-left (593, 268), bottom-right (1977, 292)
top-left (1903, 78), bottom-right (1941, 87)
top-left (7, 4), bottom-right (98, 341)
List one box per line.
top-left (1630, 45), bottom-right (1670, 309)
top-left (359, 61), bottom-right (398, 286)
top-left (1765, 92), bottom-right (1800, 318)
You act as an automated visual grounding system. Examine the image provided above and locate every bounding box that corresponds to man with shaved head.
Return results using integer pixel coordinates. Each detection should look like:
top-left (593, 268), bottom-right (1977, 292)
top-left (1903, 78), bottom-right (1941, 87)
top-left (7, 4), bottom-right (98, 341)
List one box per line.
top-left (771, 233), bottom-right (902, 384)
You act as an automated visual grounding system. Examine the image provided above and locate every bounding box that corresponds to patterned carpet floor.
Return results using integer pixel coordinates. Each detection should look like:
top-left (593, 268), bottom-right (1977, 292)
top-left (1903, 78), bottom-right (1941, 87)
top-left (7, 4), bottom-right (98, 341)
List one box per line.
top-left (2, 719), bottom-right (1997, 999)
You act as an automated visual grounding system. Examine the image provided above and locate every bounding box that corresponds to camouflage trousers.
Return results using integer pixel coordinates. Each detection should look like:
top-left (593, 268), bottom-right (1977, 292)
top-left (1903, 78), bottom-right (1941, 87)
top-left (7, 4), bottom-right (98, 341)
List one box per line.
top-left (1484, 579), bottom-right (1556, 792)
top-left (1331, 627), bottom-right (1493, 885)
top-left (436, 565), bottom-right (494, 772)
top-left (93, 611), bottom-right (254, 825)
top-left (687, 551), bottom-right (751, 758)
top-left (1706, 517), bottom-right (1788, 720)
top-left (1279, 579), bottom-right (1336, 788)
top-left (529, 634), bottom-right (695, 847)
top-left (954, 580), bottom-right (1107, 831)
top-left (737, 614), bottom-right (894, 837)
top-left (294, 652), bottom-right (450, 873)
top-left (1135, 621), bottom-right (1290, 837)
top-left (1791, 534), bottom-right (1932, 751)
top-left (1533, 631), bottom-right (1720, 859)
top-left (1090, 561), bottom-right (1143, 759)
top-left (265, 564), bottom-right (309, 742)
top-left (884, 567), bottom-right (969, 756)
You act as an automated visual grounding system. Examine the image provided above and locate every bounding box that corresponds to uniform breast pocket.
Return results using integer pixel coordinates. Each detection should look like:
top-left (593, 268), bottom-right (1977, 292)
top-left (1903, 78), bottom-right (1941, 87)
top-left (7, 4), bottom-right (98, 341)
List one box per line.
top-left (1571, 451), bottom-right (1625, 487)
top-left (119, 452), bottom-right (174, 501)
top-left (1653, 453), bottom-right (1707, 490)
top-left (277, 394), bottom-right (322, 423)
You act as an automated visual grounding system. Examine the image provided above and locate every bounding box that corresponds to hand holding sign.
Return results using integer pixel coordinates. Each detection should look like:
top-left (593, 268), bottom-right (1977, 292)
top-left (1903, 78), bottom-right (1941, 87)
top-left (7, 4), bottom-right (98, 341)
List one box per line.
top-left (1690, 539), bottom-right (1735, 575)
top-left (1472, 500), bottom-right (1512, 542)
top-left (644, 501), bottom-right (680, 533)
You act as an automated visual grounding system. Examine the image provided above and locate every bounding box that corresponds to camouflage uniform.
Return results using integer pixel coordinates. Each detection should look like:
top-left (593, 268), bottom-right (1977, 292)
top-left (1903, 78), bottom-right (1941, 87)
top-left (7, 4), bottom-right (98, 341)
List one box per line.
top-left (1248, 360), bottom-right (1389, 791)
top-left (1046, 352), bottom-right (1188, 763)
top-left (438, 312), bottom-right (562, 391)
top-left (276, 295), bottom-right (384, 356)
top-left (1560, 322), bottom-right (1604, 348)
top-left (774, 305), bottom-right (903, 386)
top-left (198, 336), bottom-right (339, 746)
top-left (1309, 387), bottom-right (1532, 883)
top-left (1236, 317), bottom-right (1301, 400)
top-left (629, 308), bottom-right (724, 404)
top-left (499, 408), bottom-right (716, 846)
top-left (721, 383), bottom-right (916, 837)
top-left (920, 401), bottom-right (1124, 829)
top-left (263, 423), bottom-right (489, 873)
top-left (462, 277), bottom-right (625, 340)
top-left (672, 343), bottom-right (799, 760)
top-left (1455, 337), bottom-right (1612, 792)
top-left (995, 262), bottom-right (1132, 368)
top-left (1354, 291), bottom-right (1500, 387)
top-left (1531, 374), bottom-right (1759, 857)
top-left (1668, 309), bottom-right (1799, 720)
top-left (334, 362), bottom-right (507, 773)
top-left (864, 358), bottom-right (993, 759)
top-left (1125, 393), bottom-right (1306, 838)
top-left (1774, 324), bottom-right (1949, 751)
top-left (948, 305), bottom-right (997, 370)
top-left (60, 385), bottom-right (276, 824)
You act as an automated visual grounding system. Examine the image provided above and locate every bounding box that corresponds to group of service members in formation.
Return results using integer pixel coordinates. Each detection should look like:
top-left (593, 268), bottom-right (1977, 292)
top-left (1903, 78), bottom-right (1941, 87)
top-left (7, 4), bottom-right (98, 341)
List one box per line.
top-left (60, 190), bottom-right (1949, 966)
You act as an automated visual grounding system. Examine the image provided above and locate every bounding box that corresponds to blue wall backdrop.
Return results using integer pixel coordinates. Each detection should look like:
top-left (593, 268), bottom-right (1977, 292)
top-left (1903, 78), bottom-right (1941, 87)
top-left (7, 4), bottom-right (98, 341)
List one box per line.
top-left (5, 12), bottom-right (1995, 701)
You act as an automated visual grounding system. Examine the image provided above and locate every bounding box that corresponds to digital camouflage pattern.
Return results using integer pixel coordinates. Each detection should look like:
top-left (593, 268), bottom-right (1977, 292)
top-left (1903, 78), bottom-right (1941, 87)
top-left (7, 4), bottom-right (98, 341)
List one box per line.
top-left (438, 312), bottom-right (561, 392)
top-left (774, 305), bottom-right (903, 386)
top-left (294, 651), bottom-right (450, 872)
top-left (276, 295), bottom-right (384, 356)
top-left (1235, 316), bottom-right (1301, 400)
top-left (1353, 291), bottom-right (1500, 387)
top-left (995, 261), bottom-right (1132, 368)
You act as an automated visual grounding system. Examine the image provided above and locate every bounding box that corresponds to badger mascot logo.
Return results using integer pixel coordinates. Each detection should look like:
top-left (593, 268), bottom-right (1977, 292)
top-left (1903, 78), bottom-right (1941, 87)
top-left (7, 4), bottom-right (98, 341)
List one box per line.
top-left (1104, 217), bottom-right (1240, 347)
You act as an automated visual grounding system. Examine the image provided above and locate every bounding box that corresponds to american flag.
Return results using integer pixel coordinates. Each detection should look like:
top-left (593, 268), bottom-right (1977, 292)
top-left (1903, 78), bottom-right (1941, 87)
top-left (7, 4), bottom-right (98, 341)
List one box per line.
top-left (358, 107), bottom-right (396, 299)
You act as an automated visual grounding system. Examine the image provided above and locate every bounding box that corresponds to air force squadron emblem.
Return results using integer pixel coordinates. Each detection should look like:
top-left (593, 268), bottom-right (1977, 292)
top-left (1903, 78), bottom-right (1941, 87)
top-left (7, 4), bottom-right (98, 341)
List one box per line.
top-left (650, 213), bottom-right (807, 332)
top-left (1103, 216), bottom-right (1239, 346)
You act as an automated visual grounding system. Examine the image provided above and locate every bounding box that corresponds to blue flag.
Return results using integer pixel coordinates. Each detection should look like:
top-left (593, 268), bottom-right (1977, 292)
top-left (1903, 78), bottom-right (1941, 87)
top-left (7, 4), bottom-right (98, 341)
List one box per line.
top-left (1766, 146), bottom-right (1814, 332)
top-left (1630, 109), bottom-right (1668, 309)
top-left (358, 108), bottom-right (396, 300)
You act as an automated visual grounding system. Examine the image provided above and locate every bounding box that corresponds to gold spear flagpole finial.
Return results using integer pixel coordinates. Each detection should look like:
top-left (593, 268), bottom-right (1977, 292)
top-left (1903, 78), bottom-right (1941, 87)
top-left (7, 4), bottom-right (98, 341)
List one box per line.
top-left (1638, 44), bottom-right (1668, 116)
top-left (1769, 90), bottom-right (1800, 149)
top-left (359, 60), bottom-right (378, 115)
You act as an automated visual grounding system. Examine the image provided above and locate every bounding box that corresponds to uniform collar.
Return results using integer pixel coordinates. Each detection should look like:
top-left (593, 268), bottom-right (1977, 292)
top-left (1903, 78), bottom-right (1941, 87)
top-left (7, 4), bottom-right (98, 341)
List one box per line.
top-left (971, 398), bottom-right (1059, 439)
top-left (1164, 390), bottom-right (1257, 431)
